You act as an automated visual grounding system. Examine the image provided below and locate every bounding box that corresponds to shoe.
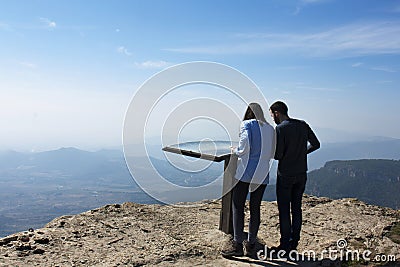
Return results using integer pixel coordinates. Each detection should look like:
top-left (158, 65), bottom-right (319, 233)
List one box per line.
top-left (289, 240), bottom-right (298, 252)
top-left (270, 244), bottom-right (289, 258)
top-left (221, 240), bottom-right (244, 257)
top-left (243, 240), bottom-right (256, 257)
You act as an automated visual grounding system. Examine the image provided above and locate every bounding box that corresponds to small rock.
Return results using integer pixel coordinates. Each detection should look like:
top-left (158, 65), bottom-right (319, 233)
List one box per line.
top-left (161, 254), bottom-right (175, 261)
top-left (19, 235), bottom-right (30, 242)
top-left (33, 248), bottom-right (45, 254)
top-left (0, 235), bottom-right (18, 245)
top-left (34, 237), bottom-right (50, 244)
top-left (15, 244), bottom-right (32, 251)
top-left (17, 251), bottom-right (29, 257)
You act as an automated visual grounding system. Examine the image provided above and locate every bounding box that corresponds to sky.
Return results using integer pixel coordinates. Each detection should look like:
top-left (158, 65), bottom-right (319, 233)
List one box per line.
top-left (1, 0), bottom-right (400, 151)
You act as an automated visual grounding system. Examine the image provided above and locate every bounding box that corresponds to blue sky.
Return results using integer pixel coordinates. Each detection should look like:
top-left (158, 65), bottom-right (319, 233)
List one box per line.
top-left (1, 0), bottom-right (400, 151)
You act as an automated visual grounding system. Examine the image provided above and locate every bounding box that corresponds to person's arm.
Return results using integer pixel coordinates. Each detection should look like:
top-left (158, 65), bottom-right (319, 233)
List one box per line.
top-left (306, 124), bottom-right (320, 154)
top-left (235, 121), bottom-right (251, 156)
top-left (270, 125), bottom-right (277, 160)
top-left (274, 126), bottom-right (284, 160)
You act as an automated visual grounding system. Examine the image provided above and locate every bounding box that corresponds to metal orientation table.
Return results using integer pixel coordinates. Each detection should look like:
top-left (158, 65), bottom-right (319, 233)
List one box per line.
top-left (162, 140), bottom-right (238, 234)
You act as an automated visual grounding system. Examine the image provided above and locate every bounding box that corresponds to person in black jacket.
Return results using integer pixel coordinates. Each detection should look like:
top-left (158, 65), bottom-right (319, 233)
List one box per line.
top-left (269, 101), bottom-right (320, 254)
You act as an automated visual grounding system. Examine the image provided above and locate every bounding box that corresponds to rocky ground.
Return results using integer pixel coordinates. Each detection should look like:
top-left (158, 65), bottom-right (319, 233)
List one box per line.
top-left (0, 195), bottom-right (399, 267)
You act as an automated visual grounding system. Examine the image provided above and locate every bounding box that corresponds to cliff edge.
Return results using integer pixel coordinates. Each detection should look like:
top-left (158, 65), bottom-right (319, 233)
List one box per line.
top-left (1, 195), bottom-right (399, 266)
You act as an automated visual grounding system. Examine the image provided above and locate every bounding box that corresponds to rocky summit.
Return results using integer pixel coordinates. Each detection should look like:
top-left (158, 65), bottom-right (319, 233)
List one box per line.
top-left (0, 195), bottom-right (399, 267)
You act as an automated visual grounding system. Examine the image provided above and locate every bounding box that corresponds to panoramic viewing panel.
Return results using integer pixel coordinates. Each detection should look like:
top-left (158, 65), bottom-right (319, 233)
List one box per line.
top-left (163, 140), bottom-right (238, 162)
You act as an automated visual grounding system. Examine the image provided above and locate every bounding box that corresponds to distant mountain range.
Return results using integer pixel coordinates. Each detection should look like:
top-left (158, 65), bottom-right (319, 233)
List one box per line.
top-left (0, 138), bottom-right (399, 237)
top-left (306, 159), bottom-right (400, 209)
top-left (308, 139), bottom-right (400, 170)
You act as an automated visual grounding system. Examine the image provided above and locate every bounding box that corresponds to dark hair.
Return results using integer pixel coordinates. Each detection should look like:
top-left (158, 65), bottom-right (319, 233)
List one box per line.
top-left (270, 101), bottom-right (288, 116)
top-left (243, 103), bottom-right (267, 123)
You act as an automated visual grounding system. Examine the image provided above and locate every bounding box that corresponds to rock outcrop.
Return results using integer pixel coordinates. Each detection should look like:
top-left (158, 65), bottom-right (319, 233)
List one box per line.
top-left (0, 195), bottom-right (399, 266)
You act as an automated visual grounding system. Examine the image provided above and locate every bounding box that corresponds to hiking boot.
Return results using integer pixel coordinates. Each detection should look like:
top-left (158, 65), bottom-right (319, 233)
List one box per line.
top-left (243, 240), bottom-right (256, 257)
top-left (221, 240), bottom-right (244, 257)
top-left (270, 244), bottom-right (290, 258)
top-left (289, 240), bottom-right (298, 252)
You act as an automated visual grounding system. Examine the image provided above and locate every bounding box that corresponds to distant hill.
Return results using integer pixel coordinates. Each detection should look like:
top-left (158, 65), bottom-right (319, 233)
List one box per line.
top-left (306, 159), bottom-right (400, 209)
top-left (0, 147), bottom-right (130, 181)
top-left (308, 139), bottom-right (400, 170)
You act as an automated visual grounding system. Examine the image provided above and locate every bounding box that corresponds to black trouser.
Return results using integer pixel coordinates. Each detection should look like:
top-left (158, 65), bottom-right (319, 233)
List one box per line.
top-left (232, 180), bottom-right (267, 244)
top-left (276, 173), bottom-right (307, 250)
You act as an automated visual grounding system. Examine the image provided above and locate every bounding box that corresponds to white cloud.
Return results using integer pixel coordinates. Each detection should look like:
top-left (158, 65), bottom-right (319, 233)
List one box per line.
top-left (0, 22), bottom-right (12, 31)
top-left (276, 65), bottom-right (308, 70)
top-left (370, 66), bottom-right (397, 73)
top-left (295, 85), bottom-right (343, 92)
top-left (294, 0), bottom-right (331, 15)
top-left (351, 62), bottom-right (363, 67)
top-left (134, 60), bottom-right (170, 69)
top-left (351, 62), bottom-right (396, 73)
top-left (301, 0), bottom-right (329, 3)
top-left (292, 7), bottom-right (302, 15)
top-left (391, 4), bottom-right (400, 13)
top-left (117, 46), bottom-right (132, 56)
top-left (40, 17), bottom-right (56, 30)
top-left (19, 61), bottom-right (37, 69)
top-left (166, 21), bottom-right (400, 58)
top-left (376, 80), bottom-right (393, 84)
